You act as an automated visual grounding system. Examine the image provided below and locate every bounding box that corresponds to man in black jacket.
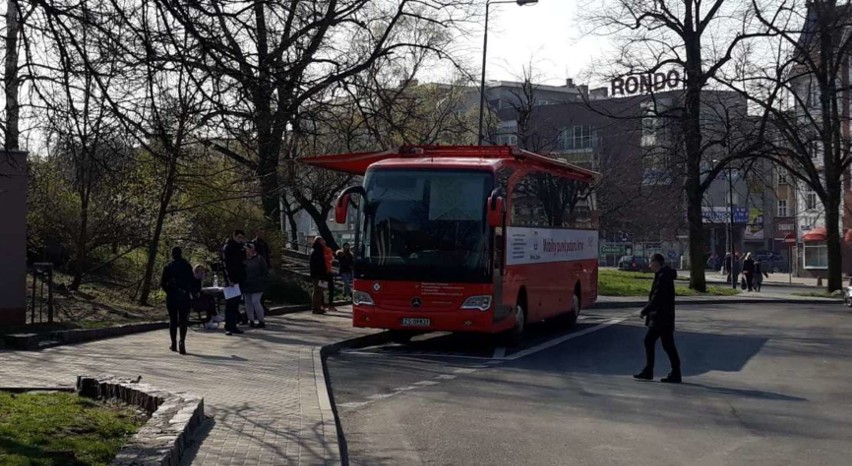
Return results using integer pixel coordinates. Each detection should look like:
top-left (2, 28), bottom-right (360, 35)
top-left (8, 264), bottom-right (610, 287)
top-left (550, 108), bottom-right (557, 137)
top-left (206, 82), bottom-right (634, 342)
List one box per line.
top-left (161, 247), bottom-right (195, 354)
top-left (634, 253), bottom-right (682, 383)
top-left (222, 230), bottom-right (247, 335)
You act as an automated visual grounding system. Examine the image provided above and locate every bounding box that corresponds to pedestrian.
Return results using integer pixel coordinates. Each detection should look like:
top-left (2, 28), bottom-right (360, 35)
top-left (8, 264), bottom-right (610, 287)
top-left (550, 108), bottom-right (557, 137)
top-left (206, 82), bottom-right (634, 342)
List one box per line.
top-left (252, 228), bottom-right (272, 316)
top-left (253, 228), bottom-right (271, 268)
top-left (160, 247), bottom-right (194, 355)
top-left (310, 237), bottom-right (327, 314)
top-left (337, 243), bottom-right (354, 300)
top-left (742, 252), bottom-right (756, 292)
top-left (324, 241), bottom-right (336, 311)
top-left (191, 264), bottom-right (215, 323)
top-left (634, 253), bottom-right (682, 383)
top-left (724, 252), bottom-right (732, 281)
top-left (222, 229), bottom-right (247, 335)
top-left (242, 242), bottom-right (269, 328)
top-left (706, 253), bottom-right (718, 271)
top-left (754, 258), bottom-right (769, 292)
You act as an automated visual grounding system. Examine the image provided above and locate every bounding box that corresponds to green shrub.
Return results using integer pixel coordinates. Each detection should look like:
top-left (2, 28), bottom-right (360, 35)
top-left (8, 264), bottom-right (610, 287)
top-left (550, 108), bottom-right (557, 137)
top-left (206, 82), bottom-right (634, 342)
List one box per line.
top-left (264, 274), bottom-right (311, 305)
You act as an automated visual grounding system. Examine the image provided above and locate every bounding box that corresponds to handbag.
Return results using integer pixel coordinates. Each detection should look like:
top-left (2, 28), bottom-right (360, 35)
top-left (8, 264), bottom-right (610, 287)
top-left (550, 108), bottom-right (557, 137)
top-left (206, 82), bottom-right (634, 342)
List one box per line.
top-left (740, 277), bottom-right (747, 290)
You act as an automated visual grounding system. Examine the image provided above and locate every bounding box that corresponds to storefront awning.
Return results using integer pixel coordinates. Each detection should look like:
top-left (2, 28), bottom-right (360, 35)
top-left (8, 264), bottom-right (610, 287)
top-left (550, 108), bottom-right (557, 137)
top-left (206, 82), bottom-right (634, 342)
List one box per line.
top-left (802, 227), bottom-right (826, 242)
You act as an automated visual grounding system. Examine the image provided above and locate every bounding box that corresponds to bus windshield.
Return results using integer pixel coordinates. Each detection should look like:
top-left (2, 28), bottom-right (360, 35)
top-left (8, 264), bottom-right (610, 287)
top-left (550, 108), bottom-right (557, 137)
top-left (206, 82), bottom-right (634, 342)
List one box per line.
top-left (357, 169), bottom-right (494, 283)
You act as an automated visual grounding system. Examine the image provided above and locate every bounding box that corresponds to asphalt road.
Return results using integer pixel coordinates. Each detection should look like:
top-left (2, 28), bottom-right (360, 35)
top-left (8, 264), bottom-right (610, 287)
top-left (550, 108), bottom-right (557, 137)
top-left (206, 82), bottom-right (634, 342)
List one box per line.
top-left (327, 302), bottom-right (852, 465)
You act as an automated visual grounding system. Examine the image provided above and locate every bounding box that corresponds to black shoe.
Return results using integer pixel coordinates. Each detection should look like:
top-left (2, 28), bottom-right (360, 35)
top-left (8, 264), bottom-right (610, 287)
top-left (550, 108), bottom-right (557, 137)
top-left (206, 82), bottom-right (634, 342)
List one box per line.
top-left (249, 321), bottom-right (256, 328)
top-left (661, 372), bottom-right (682, 383)
top-left (179, 341), bottom-right (186, 355)
top-left (169, 342), bottom-right (177, 352)
top-left (225, 330), bottom-right (233, 336)
top-left (633, 370), bottom-right (653, 381)
top-left (257, 321), bottom-right (266, 328)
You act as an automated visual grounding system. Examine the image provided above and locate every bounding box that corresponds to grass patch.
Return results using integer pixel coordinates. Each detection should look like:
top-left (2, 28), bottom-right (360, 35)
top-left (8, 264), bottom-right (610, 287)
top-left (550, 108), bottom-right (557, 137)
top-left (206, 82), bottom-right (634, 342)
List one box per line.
top-left (0, 391), bottom-right (147, 466)
top-left (599, 269), bottom-right (740, 297)
top-left (792, 291), bottom-right (842, 299)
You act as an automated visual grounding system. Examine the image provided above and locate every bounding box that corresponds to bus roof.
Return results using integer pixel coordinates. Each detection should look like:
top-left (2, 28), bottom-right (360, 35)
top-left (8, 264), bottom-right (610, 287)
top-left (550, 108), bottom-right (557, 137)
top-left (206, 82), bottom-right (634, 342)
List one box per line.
top-left (299, 145), bottom-right (601, 183)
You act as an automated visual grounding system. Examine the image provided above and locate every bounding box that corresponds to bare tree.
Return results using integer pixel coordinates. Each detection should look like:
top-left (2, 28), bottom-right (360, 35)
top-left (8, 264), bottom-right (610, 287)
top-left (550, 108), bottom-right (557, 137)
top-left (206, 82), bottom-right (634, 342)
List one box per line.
top-left (582, 0), bottom-right (766, 291)
top-left (726, 0), bottom-right (852, 291)
top-left (138, 0), bottom-right (477, 224)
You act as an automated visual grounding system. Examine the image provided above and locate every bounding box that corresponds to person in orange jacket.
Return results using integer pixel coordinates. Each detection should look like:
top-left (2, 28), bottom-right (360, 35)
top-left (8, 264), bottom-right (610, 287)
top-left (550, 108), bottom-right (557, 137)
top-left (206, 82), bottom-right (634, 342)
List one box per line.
top-left (323, 241), bottom-right (336, 311)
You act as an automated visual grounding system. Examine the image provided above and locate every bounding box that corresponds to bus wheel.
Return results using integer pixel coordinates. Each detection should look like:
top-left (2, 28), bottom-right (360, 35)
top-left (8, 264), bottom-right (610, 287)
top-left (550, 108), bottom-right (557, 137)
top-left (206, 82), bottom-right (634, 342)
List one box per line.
top-left (504, 302), bottom-right (526, 347)
top-left (389, 330), bottom-right (414, 345)
top-left (565, 291), bottom-right (580, 327)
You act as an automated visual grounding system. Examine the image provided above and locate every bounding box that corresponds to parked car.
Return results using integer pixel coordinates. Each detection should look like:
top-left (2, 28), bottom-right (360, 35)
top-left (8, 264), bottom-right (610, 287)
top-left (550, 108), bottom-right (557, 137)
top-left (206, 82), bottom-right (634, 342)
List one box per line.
top-left (618, 256), bottom-right (650, 272)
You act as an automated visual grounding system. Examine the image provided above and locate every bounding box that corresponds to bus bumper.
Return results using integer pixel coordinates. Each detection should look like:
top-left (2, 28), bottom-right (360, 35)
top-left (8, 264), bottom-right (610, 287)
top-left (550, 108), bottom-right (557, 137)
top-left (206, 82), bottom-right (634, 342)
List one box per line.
top-left (352, 306), bottom-right (511, 333)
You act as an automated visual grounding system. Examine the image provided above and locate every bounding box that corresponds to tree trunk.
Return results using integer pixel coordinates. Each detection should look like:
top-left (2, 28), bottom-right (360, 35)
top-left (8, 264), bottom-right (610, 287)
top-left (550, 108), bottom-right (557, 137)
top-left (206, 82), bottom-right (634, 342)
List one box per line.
top-left (683, 23), bottom-right (707, 293)
top-left (70, 194), bottom-right (90, 290)
top-left (4, 0), bottom-right (20, 150)
top-left (287, 212), bottom-right (299, 248)
top-left (138, 154), bottom-right (179, 305)
top-left (825, 176), bottom-right (843, 292)
top-left (300, 201), bottom-right (339, 251)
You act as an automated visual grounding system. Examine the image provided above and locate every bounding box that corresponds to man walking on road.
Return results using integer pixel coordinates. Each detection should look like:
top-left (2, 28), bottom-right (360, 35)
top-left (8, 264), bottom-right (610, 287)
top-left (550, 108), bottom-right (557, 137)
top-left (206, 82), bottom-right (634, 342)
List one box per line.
top-left (634, 253), bottom-right (682, 383)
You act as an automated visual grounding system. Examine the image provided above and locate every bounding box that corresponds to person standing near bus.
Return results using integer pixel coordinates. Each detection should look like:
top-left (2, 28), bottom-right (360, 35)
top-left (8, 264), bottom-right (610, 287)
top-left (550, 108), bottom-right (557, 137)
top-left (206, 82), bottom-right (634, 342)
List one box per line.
top-left (337, 243), bottom-right (354, 300)
top-left (324, 241), bottom-right (336, 311)
top-left (310, 237), bottom-right (327, 314)
top-left (634, 253), bottom-right (682, 383)
top-left (160, 247), bottom-right (194, 354)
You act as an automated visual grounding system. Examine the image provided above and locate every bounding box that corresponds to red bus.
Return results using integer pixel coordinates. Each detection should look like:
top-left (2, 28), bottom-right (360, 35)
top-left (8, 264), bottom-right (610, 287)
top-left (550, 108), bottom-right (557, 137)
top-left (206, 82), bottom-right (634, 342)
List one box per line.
top-left (301, 145), bottom-right (600, 344)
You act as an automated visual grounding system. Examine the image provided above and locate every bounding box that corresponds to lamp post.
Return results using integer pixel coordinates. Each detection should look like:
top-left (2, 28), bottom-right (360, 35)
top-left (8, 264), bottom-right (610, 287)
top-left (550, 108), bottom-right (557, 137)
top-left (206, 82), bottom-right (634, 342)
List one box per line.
top-left (477, 0), bottom-right (539, 146)
top-left (727, 164), bottom-right (736, 289)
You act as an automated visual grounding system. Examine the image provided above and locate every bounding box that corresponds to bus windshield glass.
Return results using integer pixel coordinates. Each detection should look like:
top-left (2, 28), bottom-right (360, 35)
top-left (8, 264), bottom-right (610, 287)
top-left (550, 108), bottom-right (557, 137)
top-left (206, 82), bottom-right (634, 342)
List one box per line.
top-left (357, 169), bottom-right (493, 282)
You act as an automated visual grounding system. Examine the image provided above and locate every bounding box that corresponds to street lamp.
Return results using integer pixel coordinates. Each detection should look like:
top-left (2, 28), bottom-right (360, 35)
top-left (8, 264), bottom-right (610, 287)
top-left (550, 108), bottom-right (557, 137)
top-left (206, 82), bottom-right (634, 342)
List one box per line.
top-left (477, 0), bottom-right (539, 146)
top-left (727, 164), bottom-right (736, 290)
top-left (714, 159), bottom-right (737, 289)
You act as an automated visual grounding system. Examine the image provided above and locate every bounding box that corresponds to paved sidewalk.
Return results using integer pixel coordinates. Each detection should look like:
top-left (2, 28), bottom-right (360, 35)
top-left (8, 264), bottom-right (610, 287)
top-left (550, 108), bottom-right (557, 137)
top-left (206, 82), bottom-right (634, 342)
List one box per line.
top-left (0, 308), bottom-right (368, 465)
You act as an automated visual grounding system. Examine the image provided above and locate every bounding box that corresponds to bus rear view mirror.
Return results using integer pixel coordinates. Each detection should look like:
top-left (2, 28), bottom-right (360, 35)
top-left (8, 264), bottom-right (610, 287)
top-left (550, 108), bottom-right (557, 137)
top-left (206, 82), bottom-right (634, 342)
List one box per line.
top-left (335, 194), bottom-right (350, 224)
top-left (487, 195), bottom-right (505, 228)
top-left (335, 185), bottom-right (367, 224)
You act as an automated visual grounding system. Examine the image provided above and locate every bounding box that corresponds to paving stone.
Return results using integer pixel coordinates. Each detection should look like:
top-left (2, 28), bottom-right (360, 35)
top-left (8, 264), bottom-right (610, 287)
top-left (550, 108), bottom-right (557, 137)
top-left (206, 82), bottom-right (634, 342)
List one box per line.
top-left (0, 309), bottom-right (369, 465)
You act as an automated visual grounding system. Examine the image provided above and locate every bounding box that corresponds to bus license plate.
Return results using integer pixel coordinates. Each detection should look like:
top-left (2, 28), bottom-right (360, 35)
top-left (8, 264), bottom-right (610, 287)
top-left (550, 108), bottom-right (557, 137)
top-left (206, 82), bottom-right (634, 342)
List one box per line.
top-left (402, 318), bottom-right (430, 327)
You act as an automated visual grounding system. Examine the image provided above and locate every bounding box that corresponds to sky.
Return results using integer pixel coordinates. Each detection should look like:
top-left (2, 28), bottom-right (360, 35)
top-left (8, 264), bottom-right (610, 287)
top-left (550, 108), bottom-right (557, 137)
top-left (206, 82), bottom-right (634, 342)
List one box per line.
top-left (450, 0), bottom-right (614, 87)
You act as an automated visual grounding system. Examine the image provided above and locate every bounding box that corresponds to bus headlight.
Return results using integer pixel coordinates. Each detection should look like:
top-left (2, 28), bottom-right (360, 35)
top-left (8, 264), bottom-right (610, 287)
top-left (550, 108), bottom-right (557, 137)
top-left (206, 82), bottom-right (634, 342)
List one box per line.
top-left (461, 296), bottom-right (492, 311)
top-left (353, 291), bottom-right (375, 306)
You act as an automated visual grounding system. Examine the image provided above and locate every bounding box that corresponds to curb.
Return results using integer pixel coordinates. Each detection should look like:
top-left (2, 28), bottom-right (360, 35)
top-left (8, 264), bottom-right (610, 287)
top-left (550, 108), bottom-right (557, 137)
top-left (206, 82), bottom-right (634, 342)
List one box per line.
top-left (317, 331), bottom-right (393, 466)
top-left (77, 375), bottom-right (205, 466)
top-left (594, 298), bottom-right (841, 309)
top-left (267, 300), bottom-right (352, 316)
top-left (3, 321), bottom-right (169, 351)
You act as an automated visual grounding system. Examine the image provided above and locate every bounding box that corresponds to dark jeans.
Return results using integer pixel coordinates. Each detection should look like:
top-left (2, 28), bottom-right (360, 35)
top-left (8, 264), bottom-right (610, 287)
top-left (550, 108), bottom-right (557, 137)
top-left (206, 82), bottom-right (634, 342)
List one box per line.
top-left (644, 326), bottom-right (681, 373)
top-left (225, 295), bottom-right (241, 331)
top-left (327, 273), bottom-right (335, 304)
top-left (167, 293), bottom-right (191, 344)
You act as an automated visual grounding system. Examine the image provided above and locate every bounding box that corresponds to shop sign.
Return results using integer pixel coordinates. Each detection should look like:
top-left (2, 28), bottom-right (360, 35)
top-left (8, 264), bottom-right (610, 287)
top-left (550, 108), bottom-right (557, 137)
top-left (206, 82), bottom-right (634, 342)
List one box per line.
top-left (611, 70), bottom-right (682, 96)
top-left (774, 217), bottom-right (795, 239)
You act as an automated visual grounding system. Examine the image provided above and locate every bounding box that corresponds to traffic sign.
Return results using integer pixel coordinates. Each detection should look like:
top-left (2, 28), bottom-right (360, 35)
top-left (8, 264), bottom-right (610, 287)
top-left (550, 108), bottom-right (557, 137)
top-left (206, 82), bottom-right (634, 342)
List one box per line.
top-left (600, 245), bottom-right (626, 255)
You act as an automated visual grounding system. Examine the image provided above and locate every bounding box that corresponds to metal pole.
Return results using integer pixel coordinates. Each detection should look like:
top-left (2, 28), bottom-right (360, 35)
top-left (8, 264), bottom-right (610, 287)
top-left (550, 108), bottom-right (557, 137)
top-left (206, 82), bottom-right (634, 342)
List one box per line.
top-left (729, 165), bottom-right (736, 289)
top-left (477, 2), bottom-right (491, 146)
